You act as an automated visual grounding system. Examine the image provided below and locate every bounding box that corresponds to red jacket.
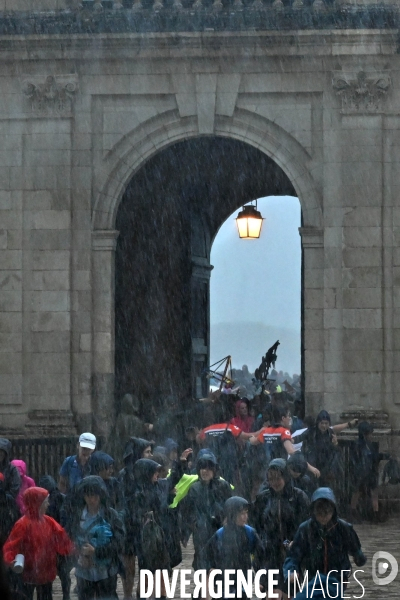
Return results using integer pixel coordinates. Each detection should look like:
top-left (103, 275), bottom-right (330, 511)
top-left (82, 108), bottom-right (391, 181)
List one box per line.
top-left (3, 487), bottom-right (74, 585)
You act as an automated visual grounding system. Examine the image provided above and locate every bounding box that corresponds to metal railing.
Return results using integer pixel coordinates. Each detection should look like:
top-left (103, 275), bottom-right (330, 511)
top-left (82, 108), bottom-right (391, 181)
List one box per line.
top-left (8, 436), bottom-right (104, 484)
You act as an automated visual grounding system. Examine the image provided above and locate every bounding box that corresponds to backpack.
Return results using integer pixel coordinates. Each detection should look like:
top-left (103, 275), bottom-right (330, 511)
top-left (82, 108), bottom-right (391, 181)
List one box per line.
top-left (215, 524), bottom-right (258, 565)
top-left (140, 511), bottom-right (170, 572)
top-left (215, 524), bottom-right (256, 550)
top-left (383, 457), bottom-right (400, 485)
top-left (78, 515), bottom-right (113, 569)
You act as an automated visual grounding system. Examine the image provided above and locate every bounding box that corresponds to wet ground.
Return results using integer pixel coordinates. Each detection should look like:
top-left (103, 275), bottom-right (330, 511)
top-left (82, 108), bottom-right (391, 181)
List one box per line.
top-left (52, 517), bottom-right (400, 599)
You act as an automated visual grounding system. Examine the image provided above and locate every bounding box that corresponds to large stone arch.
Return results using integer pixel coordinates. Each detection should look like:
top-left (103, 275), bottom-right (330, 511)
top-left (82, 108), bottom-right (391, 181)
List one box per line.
top-left (91, 110), bottom-right (324, 436)
top-left (92, 110), bottom-right (323, 231)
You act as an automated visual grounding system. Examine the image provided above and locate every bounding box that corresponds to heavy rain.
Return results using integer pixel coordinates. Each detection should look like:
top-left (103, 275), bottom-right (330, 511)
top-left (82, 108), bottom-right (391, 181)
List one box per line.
top-left (0, 0), bottom-right (399, 599)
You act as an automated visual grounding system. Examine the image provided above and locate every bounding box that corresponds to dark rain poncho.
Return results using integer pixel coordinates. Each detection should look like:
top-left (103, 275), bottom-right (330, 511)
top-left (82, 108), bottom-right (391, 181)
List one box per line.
top-left (90, 452), bottom-right (124, 513)
top-left (38, 475), bottom-right (64, 524)
top-left (283, 488), bottom-right (366, 583)
top-left (0, 480), bottom-right (20, 547)
top-left (124, 459), bottom-right (173, 571)
top-left (157, 457), bottom-right (187, 568)
top-left (251, 459), bottom-right (310, 588)
top-left (287, 453), bottom-right (317, 499)
top-left (118, 437), bottom-right (153, 506)
top-left (180, 451), bottom-right (232, 569)
top-left (349, 422), bottom-right (390, 491)
top-left (0, 439), bottom-right (20, 499)
top-left (296, 411), bottom-right (344, 487)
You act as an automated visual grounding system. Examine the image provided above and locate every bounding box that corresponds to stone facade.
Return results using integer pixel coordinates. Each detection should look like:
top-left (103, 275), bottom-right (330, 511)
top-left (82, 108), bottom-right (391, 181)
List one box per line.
top-left (0, 1), bottom-right (400, 436)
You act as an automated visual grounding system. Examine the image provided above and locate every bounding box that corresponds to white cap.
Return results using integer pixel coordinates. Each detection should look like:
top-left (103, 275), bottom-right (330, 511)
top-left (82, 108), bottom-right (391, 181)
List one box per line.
top-left (79, 432), bottom-right (96, 449)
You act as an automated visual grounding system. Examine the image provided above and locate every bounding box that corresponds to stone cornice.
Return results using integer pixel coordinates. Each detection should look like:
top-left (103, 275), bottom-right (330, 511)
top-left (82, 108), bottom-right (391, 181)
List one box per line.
top-left (0, 4), bottom-right (396, 37)
top-left (0, 29), bottom-right (396, 59)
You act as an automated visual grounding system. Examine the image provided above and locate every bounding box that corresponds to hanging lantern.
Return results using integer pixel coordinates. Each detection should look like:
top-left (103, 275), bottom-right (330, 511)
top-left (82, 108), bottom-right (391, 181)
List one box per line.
top-left (235, 201), bottom-right (264, 239)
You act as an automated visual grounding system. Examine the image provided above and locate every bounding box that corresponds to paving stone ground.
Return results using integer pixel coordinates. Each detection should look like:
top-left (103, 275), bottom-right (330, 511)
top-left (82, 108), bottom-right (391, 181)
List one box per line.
top-left (51, 517), bottom-right (400, 599)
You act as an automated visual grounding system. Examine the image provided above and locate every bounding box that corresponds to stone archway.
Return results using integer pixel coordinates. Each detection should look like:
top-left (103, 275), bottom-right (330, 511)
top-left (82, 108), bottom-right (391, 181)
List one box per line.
top-left (92, 111), bottom-right (322, 231)
top-left (114, 137), bottom-right (296, 426)
top-left (91, 115), bottom-right (324, 437)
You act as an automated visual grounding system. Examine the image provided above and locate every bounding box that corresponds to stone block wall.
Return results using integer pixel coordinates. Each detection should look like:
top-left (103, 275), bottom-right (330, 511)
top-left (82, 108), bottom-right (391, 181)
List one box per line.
top-left (0, 23), bottom-right (399, 435)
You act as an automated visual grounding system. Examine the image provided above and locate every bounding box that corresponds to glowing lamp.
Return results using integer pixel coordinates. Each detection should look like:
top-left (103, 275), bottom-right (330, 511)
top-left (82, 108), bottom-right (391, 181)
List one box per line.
top-left (235, 202), bottom-right (264, 239)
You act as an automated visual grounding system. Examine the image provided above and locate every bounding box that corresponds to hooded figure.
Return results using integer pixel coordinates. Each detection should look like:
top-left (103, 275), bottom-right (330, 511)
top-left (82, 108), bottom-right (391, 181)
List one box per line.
top-left (38, 475), bottom-right (71, 600)
top-left (124, 459), bottom-right (171, 573)
top-left (64, 475), bottom-right (124, 598)
top-left (200, 496), bottom-right (264, 599)
top-left (287, 453), bottom-right (317, 498)
top-left (351, 422), bottom-right (389, 488)
top-left (296, 411), bottom-right (344, 489)
top-left (0, 439), bottom-right (20, 499)
top-left (349, 422), bottom-right (390, 522)
top-left (3, 487), bottom-right (73, 587)
top-left (11, 460), bottom-right (35, 515)
top-left (153, 448), bottom-right (189, 569)
top-left (283, 487), bottom-right (366, 585)
top-left (195, 449), bottom-right (219, 471)
top-left (164, 438), bottom-right (178, 461)
top-left (132, 458), bottom-right (161, 487)
top-left (122, 437), bottom-right (153, 466)
top-left (251, 458), bottom-right (310, 592)
top-left (118, 441), bottom-right (154, 600)
top-left (112, 395), bottom-right (151, 464)
top-left (118, 437), bottom-right (153, 506)
top-left (38, 475), bottom-right (64, 524)
top-left (0, 474), bottom-right (20, 548)
top-left (180, 450), bottom-right (232, 569)
top-left (90, 452), bottom-right (123, 512)
top-left (230, 399), bottom-right (255, 433)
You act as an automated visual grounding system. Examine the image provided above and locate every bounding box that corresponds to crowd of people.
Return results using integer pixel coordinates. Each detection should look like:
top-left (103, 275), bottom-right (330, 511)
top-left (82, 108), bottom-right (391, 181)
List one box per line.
top-left (217, 366), bottom-right (302, 406)
top-left (0, 393), bottom-right (394, 600)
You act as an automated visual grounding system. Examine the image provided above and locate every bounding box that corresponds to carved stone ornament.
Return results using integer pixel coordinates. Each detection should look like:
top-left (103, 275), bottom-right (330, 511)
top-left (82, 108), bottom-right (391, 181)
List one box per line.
top-left (22, 74), bottom-right (79, 116)
top-left (332, 70), bottom-right (391, 113)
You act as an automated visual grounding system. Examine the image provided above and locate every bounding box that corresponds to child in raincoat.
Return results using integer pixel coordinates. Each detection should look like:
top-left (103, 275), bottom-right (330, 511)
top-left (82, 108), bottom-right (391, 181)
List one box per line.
top-left (11, 460), bottom-right (35, 515)
top-left (180, 450), bottom-right (232, 570)
top-left (64, 475), bottom-right (124, 600)
top-left (200, 496), bottom-right (264, 599)
top-left (283, 487), bottom-right (366, 595)
top-left (124, 458), bottom-right (172, 595)
top-left (3, 486), bottom-right (74, 600)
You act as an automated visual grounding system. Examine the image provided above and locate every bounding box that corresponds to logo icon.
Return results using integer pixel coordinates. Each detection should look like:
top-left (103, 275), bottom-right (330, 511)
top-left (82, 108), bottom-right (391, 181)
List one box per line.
top-left (372, 551), bottom-right (398, 586)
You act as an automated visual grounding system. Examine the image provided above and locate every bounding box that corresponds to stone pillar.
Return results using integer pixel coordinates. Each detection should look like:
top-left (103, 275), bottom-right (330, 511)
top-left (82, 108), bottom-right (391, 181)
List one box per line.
top-left (191, 256), bottom-right (213, 399)
top-left (330, 69), bottom-right (390, 422)
top-left (21, 118), bottom-right (76, 437)
top-left (92, 230), bottom-right (119, 438)
top-left (300, 227), bottom-right (324, 417)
